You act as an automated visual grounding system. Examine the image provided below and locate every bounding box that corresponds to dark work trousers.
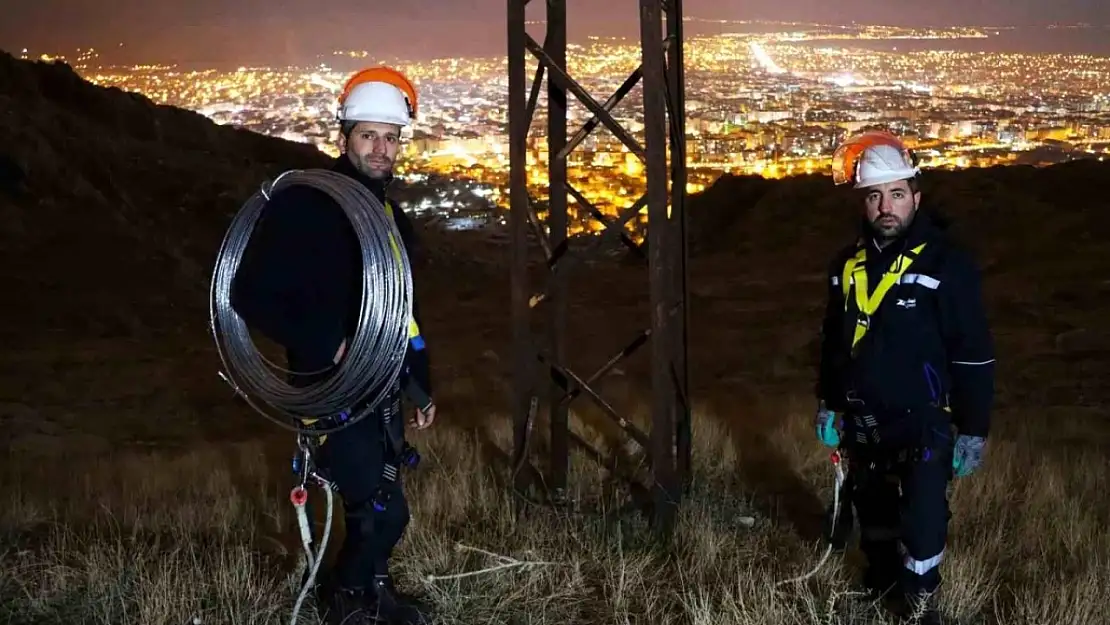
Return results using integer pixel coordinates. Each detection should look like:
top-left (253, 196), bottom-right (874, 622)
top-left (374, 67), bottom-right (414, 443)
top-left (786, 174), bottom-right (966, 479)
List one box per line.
top-left (846, 423), bottom-right (953, 597)
top-left (315, 399), bottom-right (410, 591)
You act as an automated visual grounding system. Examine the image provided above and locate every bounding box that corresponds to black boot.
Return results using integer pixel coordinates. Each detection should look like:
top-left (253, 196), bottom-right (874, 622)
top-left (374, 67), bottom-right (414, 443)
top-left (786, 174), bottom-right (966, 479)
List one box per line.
top-left (319, 586), bottom-right (382, 625)
top-left (365, 574), bottom-right (432, 625)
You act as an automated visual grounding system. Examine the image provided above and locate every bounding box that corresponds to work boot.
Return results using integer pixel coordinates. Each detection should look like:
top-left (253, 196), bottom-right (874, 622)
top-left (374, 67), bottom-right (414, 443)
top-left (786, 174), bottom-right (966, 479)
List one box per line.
top-left (319, 587), bottom-right (381, 625)
top-left (366, 574), bottom-right (432, 625)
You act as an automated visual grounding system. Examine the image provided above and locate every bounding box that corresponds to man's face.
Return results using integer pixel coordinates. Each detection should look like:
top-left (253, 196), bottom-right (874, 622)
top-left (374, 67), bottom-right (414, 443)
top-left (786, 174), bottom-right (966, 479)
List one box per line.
top-left (339, 121), bottom-right (402, 179)
top-left (863, 179), bottom-right (920, 240)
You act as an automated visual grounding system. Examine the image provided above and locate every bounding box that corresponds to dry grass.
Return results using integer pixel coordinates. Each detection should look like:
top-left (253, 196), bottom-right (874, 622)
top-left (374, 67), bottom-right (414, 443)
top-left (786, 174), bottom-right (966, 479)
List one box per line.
top-left (2, 400), bottom-right (1108, 625)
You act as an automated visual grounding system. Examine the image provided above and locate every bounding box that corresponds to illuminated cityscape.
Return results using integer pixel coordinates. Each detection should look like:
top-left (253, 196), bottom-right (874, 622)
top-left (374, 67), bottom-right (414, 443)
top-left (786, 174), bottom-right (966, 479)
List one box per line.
top-left (21, 22), bottom-right (1110, 236)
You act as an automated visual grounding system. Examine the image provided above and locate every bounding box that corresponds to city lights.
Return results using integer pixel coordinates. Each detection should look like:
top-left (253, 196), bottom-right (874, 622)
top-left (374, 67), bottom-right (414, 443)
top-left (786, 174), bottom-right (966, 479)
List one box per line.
top-left (40, 23), bottom-right (1110, 238)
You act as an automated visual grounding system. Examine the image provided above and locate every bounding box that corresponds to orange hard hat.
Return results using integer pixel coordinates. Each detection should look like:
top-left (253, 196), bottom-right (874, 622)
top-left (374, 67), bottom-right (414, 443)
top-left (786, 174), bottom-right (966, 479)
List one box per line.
top-left (831, 130), bottom-right (918, 187)
top-left (337, 66), bottom-right (418, 124)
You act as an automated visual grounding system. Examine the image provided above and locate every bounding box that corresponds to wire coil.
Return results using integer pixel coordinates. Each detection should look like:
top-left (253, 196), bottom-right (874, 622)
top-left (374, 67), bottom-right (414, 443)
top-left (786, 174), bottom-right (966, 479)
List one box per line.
top-left (209, 168), bottom-right (413, 435)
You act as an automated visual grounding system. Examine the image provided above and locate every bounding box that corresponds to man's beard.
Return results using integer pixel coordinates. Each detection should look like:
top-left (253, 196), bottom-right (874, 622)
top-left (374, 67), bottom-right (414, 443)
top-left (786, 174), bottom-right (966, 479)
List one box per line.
top-left (352, 153), bottom-right (393, 180)
top-left (869, 212), bottom-right (913, 244)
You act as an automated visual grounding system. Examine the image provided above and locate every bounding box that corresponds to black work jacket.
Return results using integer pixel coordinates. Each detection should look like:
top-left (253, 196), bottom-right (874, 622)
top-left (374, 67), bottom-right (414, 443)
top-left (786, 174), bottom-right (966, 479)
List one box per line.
top-left (817, 210), bottom-right (995, 438)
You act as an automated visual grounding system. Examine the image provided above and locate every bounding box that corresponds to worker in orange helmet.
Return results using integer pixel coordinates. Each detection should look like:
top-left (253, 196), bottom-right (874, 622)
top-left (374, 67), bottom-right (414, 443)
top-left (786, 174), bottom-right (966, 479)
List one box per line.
top-left (814, 130), bottom-right (995, 623)
top-left (336, 66), bottom-right (421, 179)
top-left (230, 66), bottom-right (434, 625)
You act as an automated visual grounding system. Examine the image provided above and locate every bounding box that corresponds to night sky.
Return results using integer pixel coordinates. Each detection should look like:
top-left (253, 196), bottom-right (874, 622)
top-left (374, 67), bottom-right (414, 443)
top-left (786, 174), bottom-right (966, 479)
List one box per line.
top-left (3, 0), bottom-right (1110, 65)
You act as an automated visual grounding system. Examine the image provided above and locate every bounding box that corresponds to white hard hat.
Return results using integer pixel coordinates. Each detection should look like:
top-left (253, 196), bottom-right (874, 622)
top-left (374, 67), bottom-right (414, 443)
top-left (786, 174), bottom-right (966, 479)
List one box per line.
top-left (853, 143), bottom-right (920, 189)
top-left (831, 130), bottom-right (920, 188)
top-left (337, 66), bottom-right (418, 127)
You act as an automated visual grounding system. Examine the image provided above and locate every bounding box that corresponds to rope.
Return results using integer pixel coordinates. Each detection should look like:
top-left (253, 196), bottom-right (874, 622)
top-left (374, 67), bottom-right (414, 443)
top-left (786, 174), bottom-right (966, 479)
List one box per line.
top-left (426, 543), bottom-right (563, 583)
top-left (289, 484), bottom-right (334, 624)
top-left (209, 168), bottom-right (413, 435)
top-left (775, 450), bottom-right (847, 587)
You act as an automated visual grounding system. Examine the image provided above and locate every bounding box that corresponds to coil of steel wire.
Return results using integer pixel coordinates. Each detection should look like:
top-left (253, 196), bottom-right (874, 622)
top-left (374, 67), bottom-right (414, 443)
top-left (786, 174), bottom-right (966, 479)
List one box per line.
top-left (208, 168), bottom-right (413, 435)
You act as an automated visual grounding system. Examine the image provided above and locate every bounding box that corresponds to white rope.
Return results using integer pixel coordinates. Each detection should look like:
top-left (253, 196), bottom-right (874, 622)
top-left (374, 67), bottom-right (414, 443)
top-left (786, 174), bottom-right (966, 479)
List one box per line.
top-left (290, 485), bottom-right (334, 624)
top-left (775, 452), bottom-right (847, 587)
top-left (426, 543), bottom-right (562, 583)
top-left (293, 490), bottom-right (315, 573)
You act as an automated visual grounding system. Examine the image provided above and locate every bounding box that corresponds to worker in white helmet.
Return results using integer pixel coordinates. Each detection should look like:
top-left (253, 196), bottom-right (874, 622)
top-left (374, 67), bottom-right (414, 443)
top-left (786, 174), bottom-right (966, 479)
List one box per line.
top-left (813, 131), bottom-right (995, 623)
top-left (230, 66), bottom-right (434, 625)
top-left (336, 66), bottom-right (420, 178)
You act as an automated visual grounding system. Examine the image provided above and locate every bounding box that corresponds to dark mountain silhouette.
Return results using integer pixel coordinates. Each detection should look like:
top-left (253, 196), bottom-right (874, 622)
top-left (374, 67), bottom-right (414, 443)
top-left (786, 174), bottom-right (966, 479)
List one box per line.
top-left (0, 50), bottom-right (334, 349)
top-left (680, 160), bottom-right (1110, 409)
top-left (686, 161), bottom-right (1110, 275)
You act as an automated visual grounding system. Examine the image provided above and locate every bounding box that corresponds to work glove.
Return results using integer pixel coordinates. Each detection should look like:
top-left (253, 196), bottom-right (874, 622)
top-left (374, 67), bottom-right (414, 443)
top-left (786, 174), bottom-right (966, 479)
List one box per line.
top-left (952, 434), bottom-right (986, 477)
top-left (815, 401), bottom-right (840, 448)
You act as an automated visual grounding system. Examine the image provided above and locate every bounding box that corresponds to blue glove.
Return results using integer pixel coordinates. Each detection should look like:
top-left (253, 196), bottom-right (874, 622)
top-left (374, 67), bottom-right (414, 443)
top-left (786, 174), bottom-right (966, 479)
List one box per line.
top-left (952, 435), bottom-right (986, 477)
top-left (815, 402), bottom-right (840, 448)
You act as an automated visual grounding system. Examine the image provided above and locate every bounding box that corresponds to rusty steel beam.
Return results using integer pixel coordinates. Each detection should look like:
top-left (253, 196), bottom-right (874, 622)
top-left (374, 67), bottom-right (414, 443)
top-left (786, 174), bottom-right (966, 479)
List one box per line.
top-left (557, 66), bottom-right (642, 161)
top-left (564, 183), bottom-right (644, 258)
top-left (666, 0), bottom-right (692, 495)
top-left (541, 191), bottom-right (644, 271)
top-left (527, 192), bottom-right (647, 309)
top-left (639, 0), bottom-right (681, 539)
top-left (537, 352), bottom-right (652, 451)
top-left (567, 431), bottom-right (653, 508)
top-left (546, 0), bottom-right (570, 500)
top-left (525, 197), bottom-right (553, 261)
top-left (507, 0), bottom-right (689, 540)
top-left (507, 0), bottom-right (533, 498)
top-left (525, 52), bottom-right (546, 131)
top-left (524, 34), bottom-right (647, 160)
top-left (555, 38), bottom-right (673, 163)
top-left (554, 329), bottom-right (651, 407)
top-left (548, 192), bottom-right (647, 267)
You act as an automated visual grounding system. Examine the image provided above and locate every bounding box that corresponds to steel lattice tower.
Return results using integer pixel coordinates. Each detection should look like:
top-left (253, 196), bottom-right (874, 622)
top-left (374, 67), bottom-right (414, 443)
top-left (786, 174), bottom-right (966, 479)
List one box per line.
top-left (506, 0), bottom-right (690, 539)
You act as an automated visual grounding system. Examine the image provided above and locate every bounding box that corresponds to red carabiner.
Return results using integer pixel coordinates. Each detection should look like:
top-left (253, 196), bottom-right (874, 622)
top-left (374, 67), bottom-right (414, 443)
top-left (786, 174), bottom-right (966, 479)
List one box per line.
top-left (290, 486), bottom-right (308, 506)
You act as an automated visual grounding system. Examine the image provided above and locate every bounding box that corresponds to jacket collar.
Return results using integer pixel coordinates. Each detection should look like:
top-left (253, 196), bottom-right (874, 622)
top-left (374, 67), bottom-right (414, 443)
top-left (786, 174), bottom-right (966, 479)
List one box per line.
top-left (858, 207), bottom-right (939, 266)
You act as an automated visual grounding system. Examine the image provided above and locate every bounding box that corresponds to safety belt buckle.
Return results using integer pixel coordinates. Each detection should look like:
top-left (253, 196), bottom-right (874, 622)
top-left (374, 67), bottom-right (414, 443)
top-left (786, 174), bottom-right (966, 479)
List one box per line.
top-left (845, 391), bottom-right (866, 411)
top-left (855, 312), bottom-right (870, 328)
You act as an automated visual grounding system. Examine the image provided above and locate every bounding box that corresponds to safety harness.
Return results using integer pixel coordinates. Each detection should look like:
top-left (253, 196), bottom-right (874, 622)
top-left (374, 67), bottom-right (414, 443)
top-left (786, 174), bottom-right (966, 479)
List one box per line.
top-left (370, 199), bottom-right (425, 505)
top-left (280, 188), bottom-right (426, 622)
top-left (371, 383), bottom-right (421, 511)
top-left (383, 200), bottom-right (426, 351)
top-left (291, 197), bottom-right (425, 519)
top-left (841, 242), bottom-right (927, 354)
top-left (838, 241), bottom-right (951, 453)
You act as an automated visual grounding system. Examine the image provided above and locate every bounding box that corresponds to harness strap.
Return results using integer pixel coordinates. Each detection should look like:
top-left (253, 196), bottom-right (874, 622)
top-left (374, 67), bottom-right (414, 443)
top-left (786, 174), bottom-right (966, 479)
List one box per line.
top-left (371, 382), bottom-right (408, 512)
top-left (841, 242), bottom-right (927, 354)
top-left (385, 200), bottom-right (425, 351)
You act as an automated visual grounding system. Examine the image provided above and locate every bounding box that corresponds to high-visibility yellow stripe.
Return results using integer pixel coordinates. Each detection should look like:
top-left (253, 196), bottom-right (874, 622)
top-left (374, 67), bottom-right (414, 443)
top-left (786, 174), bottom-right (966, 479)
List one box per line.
top-left (385, 201), bottom-right (424, 348)
top-left (841, 243), bottom-right (927, 352)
